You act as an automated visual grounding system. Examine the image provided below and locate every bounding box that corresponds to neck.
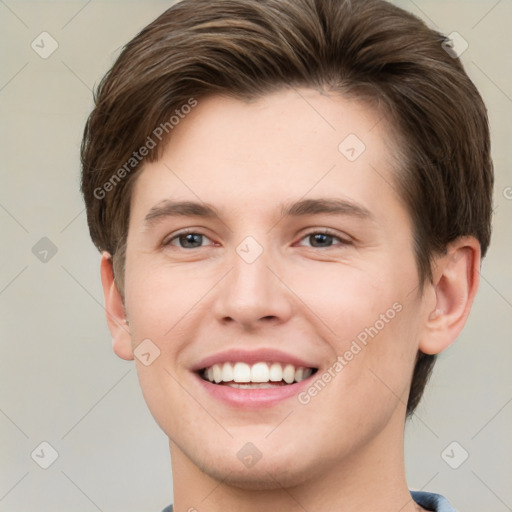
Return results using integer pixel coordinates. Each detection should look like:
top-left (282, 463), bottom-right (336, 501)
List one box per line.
top-left (168, 407), bottom-right (426, 512)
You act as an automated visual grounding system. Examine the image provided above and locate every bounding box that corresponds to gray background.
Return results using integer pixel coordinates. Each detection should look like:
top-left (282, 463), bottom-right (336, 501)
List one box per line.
top-left (0, 1), bottom-right (510, 511)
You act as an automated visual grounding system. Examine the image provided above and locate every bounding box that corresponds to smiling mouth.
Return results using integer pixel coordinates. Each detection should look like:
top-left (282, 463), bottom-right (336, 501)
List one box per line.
top-left (198, 361), bottom-right (318, 388)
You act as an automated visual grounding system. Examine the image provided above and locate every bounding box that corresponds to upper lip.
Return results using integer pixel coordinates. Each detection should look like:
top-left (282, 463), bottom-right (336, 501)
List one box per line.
top-left (191, 348), bottom-right (319, 372)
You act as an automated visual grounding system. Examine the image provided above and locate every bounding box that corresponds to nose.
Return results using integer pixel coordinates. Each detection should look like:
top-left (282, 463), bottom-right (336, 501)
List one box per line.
top-left (212, 239), bottom-right (294, 329)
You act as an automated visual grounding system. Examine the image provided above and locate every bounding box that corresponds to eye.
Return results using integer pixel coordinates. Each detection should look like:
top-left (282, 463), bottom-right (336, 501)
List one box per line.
top-left (164, 230), bottom-right (214, 249)
top-left (296, 229), bottom-right (350, 248)
top-left (163, 228), bottom-right (349, 250)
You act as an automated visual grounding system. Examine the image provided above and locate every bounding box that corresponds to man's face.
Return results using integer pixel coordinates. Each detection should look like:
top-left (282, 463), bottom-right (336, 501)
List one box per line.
top-left (120, 88), bottom-right (433, 487)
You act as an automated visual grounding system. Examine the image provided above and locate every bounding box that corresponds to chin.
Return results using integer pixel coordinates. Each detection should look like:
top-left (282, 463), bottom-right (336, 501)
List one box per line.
top-left (195, 450), bottom-right (316, 491)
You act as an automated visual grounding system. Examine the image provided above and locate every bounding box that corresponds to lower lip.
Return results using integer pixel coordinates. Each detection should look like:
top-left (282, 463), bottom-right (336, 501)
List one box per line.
top-left (193, 372), bottom-right (314, 409)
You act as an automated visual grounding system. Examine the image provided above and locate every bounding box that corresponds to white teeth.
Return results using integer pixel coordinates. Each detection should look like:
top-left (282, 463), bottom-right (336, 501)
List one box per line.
top-left (282, 364), bottom-right (295, 384)
top-left (213, 364), bottom-right (222, 384)
top-left (221, 362), bottom-right (233, 382)
top-left (227, 382), bottom-right (279, 389)
top-left (233, 362), bottom-right (251, 383)
top-left (269, 362), bottom-right (283, 382)
top-left (251, 362), bottom-right (269, 382)
top-left (202, 362), bottom-right (314, 385)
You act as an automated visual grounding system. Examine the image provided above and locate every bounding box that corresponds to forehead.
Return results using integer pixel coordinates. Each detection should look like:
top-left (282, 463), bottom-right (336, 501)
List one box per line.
top-left (162, 88), bottom-right (392, 164)
top-left (130, 88), bottom-right (404, 223)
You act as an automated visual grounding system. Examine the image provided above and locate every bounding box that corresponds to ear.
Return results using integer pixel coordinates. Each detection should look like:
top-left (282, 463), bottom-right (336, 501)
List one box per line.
top-left (419, 237), bottom-right (481, 355)
top-left (100, 252), bottom-right (134, 361)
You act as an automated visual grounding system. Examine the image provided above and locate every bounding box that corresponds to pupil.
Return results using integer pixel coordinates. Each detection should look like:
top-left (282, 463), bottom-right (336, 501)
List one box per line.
top-left (182, 233), bottom-right (201, 248)
top-left (311, 233), bottom-right (331, 247)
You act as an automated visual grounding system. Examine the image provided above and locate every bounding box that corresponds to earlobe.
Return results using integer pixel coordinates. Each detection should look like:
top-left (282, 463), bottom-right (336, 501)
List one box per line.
top-left (100, 252), bottom-right (134, 361)
top-left (419, 237), bottom-right (481, 355)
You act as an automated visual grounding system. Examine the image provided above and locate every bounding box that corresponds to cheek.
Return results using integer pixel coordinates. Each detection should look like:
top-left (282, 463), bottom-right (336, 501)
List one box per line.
top-left (290, 260), bottom-right (403, 342)
top-left (300, 257), bottom-right (422, 407)
top-left (124, 259), bottom-right (204, 342)
top-left (122, 262), bottom-right (202, 432)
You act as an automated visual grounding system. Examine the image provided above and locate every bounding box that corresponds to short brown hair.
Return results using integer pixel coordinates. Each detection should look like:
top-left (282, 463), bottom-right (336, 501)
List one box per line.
top-left (80, 0), bottom-right (493, 417)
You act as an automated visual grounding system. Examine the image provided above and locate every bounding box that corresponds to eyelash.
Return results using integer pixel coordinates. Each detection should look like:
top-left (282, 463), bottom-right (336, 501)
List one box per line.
top-left (163, 228), bottom-right (350, 249)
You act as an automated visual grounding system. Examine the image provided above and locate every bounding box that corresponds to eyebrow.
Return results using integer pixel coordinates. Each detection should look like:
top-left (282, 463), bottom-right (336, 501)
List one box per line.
top-left (281, 198), bottom-right (372, 219)
top-left (143, 197), bottom-right (373, 227)
top-left (144, 201), bottom-right (219, 228)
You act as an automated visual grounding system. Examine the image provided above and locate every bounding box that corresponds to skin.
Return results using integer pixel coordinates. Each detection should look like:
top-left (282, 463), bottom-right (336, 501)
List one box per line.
top-left (101, 88), bottom-right (480, 512)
